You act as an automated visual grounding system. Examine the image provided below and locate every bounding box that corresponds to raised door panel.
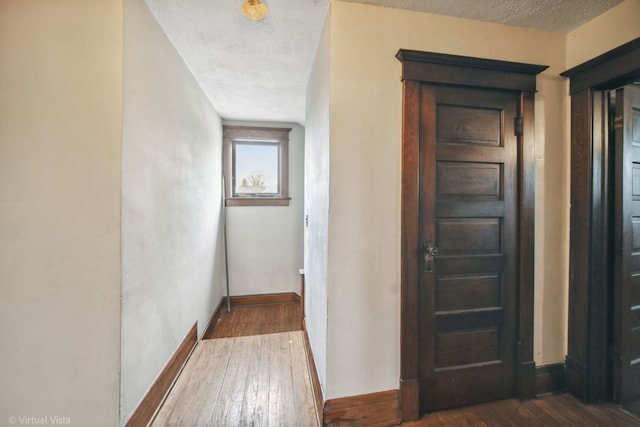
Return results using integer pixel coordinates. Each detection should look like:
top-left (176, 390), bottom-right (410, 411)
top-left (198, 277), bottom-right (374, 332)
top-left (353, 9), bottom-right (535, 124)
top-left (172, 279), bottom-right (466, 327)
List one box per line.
top-left (419, 85), bottom-right (519, 412)
top-left (615, 84), bottom-right (640, 415)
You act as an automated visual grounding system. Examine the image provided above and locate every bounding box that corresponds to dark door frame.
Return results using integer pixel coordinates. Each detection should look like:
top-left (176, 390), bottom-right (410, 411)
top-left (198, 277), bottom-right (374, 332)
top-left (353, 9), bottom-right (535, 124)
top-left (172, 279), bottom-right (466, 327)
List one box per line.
top-left (396, 50), bottom-right (547, 421)
top-left (561, 37), bottom-right (640, 403)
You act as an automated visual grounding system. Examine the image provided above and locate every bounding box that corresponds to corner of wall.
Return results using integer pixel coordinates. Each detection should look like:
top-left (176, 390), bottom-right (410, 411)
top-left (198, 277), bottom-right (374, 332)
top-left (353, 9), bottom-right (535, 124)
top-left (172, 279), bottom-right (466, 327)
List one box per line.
top-left (120, 0), bottom-right (225, 424)
top-left (565, 0), bottom-right (640, 69)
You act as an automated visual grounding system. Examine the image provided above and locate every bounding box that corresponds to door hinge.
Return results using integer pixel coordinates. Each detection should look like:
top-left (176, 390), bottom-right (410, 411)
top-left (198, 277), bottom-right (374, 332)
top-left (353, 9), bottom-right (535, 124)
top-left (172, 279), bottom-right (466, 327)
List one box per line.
top-left (514, 117), bottom-right (524, 137)
top-left (613, 114), bottom-right (623, 131)
top-left (516, 340), bottom-right (522, 363)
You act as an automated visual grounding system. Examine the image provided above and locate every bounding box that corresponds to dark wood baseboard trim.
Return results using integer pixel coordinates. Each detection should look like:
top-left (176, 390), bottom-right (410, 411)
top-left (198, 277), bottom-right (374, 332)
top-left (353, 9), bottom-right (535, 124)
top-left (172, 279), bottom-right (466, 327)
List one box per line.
top-left (400, 378), bottom-right (419, 422)
top-left (565, 355), bottom-right (586, 400)
top-left (323, 389), bottom-right (401, 427)
top-left (201, 297), bottom-right (227, 340)
top-left (299, 270), bottom-right (305, 330)
top-left (519, 360), bottom-right (537, 399)
top-left (536, 363), bottom-right (567, 397)
top-left (228, 292), bottom-right (301, 306)
top-left (202, 297), bottom-right (227, 340)
top-left (126, 322), bottom-right (198, 427)
top-left (302, 318), bottom-right (324, 427)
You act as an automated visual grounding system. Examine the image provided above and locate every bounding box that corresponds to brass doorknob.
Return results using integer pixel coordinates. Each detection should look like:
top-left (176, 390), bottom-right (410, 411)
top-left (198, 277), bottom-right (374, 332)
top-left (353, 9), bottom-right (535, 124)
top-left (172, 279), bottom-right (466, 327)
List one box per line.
top-left (422, 240), bottom-right (439, 272)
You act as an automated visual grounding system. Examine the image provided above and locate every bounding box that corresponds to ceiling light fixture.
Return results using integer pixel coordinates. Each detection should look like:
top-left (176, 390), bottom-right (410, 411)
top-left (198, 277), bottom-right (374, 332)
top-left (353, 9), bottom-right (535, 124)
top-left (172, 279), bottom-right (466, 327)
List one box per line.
top-left (241, 0), bottom-right (268, 21)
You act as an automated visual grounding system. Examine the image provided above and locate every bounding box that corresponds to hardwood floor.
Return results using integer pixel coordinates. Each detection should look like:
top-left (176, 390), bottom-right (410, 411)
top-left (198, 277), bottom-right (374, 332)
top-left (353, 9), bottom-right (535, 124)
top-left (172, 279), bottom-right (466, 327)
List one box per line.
top-left (152, 331), bottom-right (318, 427)
top-left (402, 393), bottom-right (640, 427)
top-left (152, 300), bottom-right (317, 426)
top-left (204, 302), bottom-right (302, 339)
top-left (152, 300), bottom-right (640, 427)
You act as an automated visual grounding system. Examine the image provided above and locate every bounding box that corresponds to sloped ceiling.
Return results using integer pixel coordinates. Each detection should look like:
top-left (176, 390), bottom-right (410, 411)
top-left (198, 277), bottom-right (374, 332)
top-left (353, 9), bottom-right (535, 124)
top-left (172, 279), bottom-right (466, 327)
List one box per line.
top-left (146, 0), bottom-right (624, 125)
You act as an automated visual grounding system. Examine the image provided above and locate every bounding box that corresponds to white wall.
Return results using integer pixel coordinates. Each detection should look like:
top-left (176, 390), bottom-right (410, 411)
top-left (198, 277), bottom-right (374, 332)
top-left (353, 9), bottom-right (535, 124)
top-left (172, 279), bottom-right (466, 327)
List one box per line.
top-left (304, 6), bottom-right (332, 398)
top-left (323, 0), bottom-right (569, 399)
top-left (0, 1), bottom-right (123, 425)
top-left (223, 121), bottom-right (305, 297)
top-left (120, 0), bottom-right (226, 424)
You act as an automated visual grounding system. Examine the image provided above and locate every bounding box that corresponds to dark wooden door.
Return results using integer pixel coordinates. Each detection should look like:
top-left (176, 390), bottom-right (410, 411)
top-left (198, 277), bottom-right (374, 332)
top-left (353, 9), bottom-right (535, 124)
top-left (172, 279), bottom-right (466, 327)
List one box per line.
top-left (418, 84), bottom-right (519, 412)
top-left (614, 84), bottom-right (640, 416)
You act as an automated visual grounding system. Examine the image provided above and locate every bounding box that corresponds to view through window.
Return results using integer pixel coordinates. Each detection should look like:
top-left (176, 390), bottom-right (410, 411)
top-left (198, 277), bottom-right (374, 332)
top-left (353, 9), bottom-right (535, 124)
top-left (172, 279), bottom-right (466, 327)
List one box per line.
top-left (233, 141), bottom-right (279, 196)
top-left (223, 126), bottom-right (291, 206)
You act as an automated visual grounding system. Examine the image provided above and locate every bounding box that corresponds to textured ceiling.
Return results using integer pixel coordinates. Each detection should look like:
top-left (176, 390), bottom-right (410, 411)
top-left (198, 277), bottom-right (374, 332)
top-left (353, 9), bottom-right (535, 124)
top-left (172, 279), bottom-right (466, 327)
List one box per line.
top-left (146, 0), bottom-right (623, 125)
top-left (146, 0), bottom-right (328, 125)
top-left (344, 0), bottom-right (624, 33)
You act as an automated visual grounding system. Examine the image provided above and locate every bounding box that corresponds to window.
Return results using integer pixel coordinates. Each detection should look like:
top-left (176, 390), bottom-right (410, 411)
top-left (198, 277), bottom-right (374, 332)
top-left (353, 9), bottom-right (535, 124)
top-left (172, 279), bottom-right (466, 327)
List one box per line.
top-left (223, 125), bottom-right (291, 206)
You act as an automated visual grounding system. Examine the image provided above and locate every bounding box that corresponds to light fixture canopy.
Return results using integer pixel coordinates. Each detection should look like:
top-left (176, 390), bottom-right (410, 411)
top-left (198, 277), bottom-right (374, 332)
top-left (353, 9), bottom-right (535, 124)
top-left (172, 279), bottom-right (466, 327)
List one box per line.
top-left (241, 0), bottom-right (268, 21)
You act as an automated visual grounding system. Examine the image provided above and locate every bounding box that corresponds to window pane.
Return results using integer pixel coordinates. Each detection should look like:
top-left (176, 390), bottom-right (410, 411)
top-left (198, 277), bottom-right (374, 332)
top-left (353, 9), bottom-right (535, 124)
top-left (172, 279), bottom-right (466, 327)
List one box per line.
top-left (234, 143), bottom-right (279, 195)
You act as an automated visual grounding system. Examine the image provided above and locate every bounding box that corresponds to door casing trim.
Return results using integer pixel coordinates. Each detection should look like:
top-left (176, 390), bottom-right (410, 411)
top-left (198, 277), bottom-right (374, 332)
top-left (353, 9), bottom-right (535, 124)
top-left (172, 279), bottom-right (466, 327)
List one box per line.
top-left (396, 50), bottom-right (547, 421)
top-left (561, 37), bottom-right (640, 403)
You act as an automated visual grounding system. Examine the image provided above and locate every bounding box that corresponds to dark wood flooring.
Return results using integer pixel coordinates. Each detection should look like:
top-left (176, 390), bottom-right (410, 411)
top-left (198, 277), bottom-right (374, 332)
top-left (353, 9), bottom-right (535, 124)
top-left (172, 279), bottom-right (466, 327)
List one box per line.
top-left (204, 301), bottom-right (302, 339)
top-left (159, 299), bottom-right (639, 426)
top-left (403, 393), bottom-right (640, 427)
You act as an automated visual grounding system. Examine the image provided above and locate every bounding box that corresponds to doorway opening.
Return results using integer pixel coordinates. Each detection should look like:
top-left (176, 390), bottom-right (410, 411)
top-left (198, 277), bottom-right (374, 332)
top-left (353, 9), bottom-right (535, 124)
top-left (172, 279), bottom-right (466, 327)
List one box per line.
top-left (562, 37), bottom-right (640, 416)
top-left (587, 85), bottom-right (640, 414)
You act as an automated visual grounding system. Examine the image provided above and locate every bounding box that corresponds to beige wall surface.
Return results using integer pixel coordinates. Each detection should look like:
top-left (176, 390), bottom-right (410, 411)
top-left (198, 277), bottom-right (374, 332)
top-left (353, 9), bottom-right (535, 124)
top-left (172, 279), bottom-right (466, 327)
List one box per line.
top-left (566, 0), bottom-right (640, 69)
top-left (324, 0), bottom-right (569, 399)
top-left (121, 0), bottom-right (226, 424)
top-left (0, 1), bottom-right (123, 425)
top-left (223, 121), bottom-right (305, 298)
top-left (2, 0), bottom-right (634, 420)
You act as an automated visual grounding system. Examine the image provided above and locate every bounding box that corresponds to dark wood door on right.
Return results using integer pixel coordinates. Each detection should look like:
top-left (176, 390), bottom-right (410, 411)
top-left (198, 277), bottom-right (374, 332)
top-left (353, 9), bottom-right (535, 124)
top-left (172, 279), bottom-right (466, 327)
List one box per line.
top-left (418, 84), bottom-right (519, 412)
top-left (614, 84), bottom-right (640, 416)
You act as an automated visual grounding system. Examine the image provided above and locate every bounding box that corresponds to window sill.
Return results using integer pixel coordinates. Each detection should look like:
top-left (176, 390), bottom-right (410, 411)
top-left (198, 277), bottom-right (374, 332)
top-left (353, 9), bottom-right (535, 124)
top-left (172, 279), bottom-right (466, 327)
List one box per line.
top-left (225, 197), bottom-right (291, 207)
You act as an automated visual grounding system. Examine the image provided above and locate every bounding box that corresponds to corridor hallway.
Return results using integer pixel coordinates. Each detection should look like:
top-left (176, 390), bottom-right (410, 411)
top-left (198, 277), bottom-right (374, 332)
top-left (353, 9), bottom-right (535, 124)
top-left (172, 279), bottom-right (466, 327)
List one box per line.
top-left (151, 298), bottom-right (320, 426)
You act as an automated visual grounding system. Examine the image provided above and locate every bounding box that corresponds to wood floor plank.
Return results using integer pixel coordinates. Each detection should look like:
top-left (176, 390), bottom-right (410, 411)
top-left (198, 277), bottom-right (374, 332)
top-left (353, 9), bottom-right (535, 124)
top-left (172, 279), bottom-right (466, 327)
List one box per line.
top-left (217, 337), bottom-right (260, 425)
top-left (526, 394), bottom-right (640, 427)
top-left (153, 301), bottom-right (640, 427)
top-left (403, 394), bottom-right (640, 427)
top-left (155, 342), bottom-right (198, 424)
top-left (523, 394), bottom-right (591, 426)
top-left (280, 332), bottom-right (297, 425)
top-left (285, 333), bottom-right (300, 425)
top-left (267, 332), bottom-right (285, 426)
top-left (163, 346), bottom-right (205, 425)
top-left (404, 407), bottom-right (487, 427)
top-left (153, 338), bottom-right (232, 426)
top-left (289, 331), bottom-right (319, 426)
top-left (152, 332), bottom-right (319, 427)
top-left (237, 334), bottom-right (262, 425)
top-left (218, 337), bottom-right (252, 424)
top-left (205, 302), bottom-right (302, 339)
top-left (469, 399), bottom-right (544, 427)
top-left (254, 334), bottom-right (272, 426)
